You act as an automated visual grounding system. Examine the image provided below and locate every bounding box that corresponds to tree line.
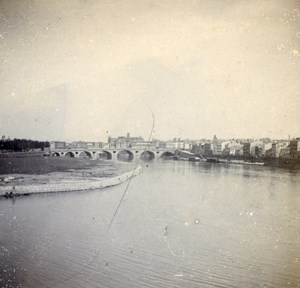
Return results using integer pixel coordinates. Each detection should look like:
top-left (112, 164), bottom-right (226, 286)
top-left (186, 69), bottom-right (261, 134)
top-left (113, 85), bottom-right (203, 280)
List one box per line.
top-left (0, 139), bottom-right (50, 152)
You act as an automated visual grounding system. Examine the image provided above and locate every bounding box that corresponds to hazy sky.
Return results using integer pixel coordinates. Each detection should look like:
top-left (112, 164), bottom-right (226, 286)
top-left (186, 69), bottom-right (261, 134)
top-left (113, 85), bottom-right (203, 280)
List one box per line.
top-left (0, 0), bottom-right (299, 142)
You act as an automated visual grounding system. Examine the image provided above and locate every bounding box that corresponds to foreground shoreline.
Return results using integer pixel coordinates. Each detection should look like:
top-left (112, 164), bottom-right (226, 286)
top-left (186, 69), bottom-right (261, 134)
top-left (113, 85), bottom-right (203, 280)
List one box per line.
top-left (0, 165), bottom-right (142, 197)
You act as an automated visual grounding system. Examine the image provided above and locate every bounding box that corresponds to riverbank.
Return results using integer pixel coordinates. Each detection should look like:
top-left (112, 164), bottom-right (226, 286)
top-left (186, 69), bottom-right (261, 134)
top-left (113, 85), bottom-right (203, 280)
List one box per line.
top-left (0, 156), bottom-right (142, 197)
top-left (202, 155), bottom-right (300, 169)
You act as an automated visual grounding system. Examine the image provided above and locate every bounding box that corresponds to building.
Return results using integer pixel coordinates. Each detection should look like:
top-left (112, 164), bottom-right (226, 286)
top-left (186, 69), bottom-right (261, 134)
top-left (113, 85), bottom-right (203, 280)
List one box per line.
top-left (232, 145), bottom-right (243, 156)
top-left (211, 135), bottom-right (222, 156)
top-left (269, 141), bottom-right (289, 158)
top-left (203, 143), bottom-right (212, 157)
top-left (228, 142), bottom-right (243, 156)
top-left (191, 143), bottom-right (205, 155)
top-left (87, 142), bottom-right (103, 148)
top-left (50, 141), bottom-right (66, 149)
top-left (250, 141), bottom-right (263, 157)
top-left (280, 145), bottom-right (290, 158)
top-left (108, 133), bottom-right (144, 148)
top-left (254, 146), bottom-right (263, 158)
top-left (263, 142), bottom-right (272, 156)
top-left (183, 141), bottom-right (193, 151)
top-left (70, 141), bottom-right (88, 149)
top-left (290, 138), bottom-right (300, 160)
top-left (242, 142), bottom-right (251, 157)
top-left (130, 141), bottom-right (157, 149)
top-left (165, 140), bottom-right (185, 150)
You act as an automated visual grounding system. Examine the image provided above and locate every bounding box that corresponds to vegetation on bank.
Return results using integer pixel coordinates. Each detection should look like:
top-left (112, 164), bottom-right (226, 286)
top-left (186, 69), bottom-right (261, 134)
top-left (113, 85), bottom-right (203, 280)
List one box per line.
top-left (0, 138), bottom-right (50, 152)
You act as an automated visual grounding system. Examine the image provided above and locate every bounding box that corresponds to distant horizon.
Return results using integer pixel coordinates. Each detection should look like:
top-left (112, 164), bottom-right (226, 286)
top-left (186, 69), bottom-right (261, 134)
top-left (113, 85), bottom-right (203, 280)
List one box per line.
top-left (0, 132), bottom-right (296, 143)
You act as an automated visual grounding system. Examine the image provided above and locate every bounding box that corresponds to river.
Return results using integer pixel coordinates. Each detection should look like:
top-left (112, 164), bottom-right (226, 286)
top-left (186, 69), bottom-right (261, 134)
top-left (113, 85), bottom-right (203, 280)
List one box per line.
top-left (0, 160), bottom-right (299, 288)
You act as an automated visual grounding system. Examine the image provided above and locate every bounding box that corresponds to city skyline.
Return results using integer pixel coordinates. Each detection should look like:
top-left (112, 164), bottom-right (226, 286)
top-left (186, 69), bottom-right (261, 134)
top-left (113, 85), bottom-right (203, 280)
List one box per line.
top-left (1, 0), bottom-right (299, 142)
top-left (0, 131), bottom-right (297, 143)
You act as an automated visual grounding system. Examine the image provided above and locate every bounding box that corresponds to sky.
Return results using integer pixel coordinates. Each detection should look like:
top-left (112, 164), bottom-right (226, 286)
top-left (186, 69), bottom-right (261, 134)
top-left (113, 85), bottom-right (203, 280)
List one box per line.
top-left (0, 0), bottom-right (299, 142)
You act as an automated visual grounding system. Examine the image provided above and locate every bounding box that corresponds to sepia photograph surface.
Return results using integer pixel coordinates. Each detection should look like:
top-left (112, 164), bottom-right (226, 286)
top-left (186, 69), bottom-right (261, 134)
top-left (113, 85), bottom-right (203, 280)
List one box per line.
top-left (0, 1), bottom-right (299, 287)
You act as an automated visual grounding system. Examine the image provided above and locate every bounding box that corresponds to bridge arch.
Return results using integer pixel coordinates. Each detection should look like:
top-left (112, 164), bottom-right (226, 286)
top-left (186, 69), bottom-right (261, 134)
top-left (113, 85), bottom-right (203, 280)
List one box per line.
top-left (99, 151), bottom-right (112, 160)
top-left (160, 151), bottom-right (174, 159)
top-left (141, 150), bottom-right (155, 161)
top-left (117, 150), bottom-right (134, 161)
top-left (78, 151), bottom-right (92, 158)
top-left (52, 152), bottom-right (60, 157)
top-left (65, 151), bottom-right (75, 157)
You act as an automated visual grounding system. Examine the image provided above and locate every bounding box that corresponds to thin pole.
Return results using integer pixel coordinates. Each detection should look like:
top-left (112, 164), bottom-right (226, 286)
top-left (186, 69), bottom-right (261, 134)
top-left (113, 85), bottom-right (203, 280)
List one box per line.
top-left (106, 109), bottom-right (155, 232)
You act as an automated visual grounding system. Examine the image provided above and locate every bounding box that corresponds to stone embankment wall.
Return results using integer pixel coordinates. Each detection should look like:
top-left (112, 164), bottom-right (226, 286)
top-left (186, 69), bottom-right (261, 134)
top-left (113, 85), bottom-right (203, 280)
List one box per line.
top-left (0, 165), bottom-right (142, 197)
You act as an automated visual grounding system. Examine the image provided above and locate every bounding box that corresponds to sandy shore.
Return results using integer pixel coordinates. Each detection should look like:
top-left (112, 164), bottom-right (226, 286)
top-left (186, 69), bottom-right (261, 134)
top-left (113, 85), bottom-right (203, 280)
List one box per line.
top-left (0, 161), bottom-right (142, 197)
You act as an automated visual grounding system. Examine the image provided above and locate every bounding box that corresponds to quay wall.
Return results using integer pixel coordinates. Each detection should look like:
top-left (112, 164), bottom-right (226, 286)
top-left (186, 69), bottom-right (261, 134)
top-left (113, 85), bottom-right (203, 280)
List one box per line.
top-left (0, 165), bottom-right (142, 197)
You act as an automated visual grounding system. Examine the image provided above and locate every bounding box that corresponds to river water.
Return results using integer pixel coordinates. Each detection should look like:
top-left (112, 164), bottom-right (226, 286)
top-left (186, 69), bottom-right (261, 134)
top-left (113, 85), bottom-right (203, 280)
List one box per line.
top-left (0, 160), bottom-right (300, 288)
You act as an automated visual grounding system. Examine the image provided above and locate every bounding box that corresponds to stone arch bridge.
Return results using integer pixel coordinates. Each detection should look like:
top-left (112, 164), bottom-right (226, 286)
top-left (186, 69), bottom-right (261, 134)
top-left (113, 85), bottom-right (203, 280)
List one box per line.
top-left (50, 148), bottom-right (176, 161)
